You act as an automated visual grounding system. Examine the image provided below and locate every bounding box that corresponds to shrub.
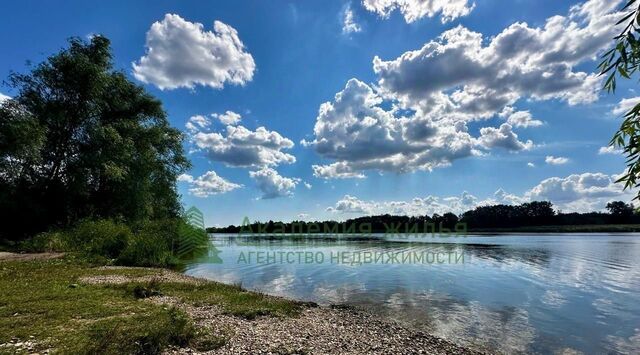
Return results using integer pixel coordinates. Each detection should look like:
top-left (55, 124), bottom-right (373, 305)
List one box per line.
top-left (116, 219), bottom-right (181, 267)
top-left (20, 231), bottom-right (69, 252)
top-left (117, 218), bottom-right (209, 268)
top-left (19, 217), bottom-right (205, 268)
top-left (67, 220), bottom-right (133, 260)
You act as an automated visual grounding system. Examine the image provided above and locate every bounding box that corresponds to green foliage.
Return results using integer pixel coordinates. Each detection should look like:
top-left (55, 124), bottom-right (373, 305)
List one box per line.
top-left (0, 35), bottom-right (190, 241)
top-left (67, 219), bottom-right (133, 260)
top-left (19, 217), bottom-right (212, 267)
top-left (606, 201), bottom-right (636, 224)
top-left (599, 0), bottom-right (640, 197)
top-left (19, 231), bottom-right (69, 252)
top-left (117, 232), bottom-right (178, 268)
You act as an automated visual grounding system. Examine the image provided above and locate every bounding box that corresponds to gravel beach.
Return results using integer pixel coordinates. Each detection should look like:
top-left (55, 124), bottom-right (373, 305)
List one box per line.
top-left (83, 267), bottom-right (486, 355)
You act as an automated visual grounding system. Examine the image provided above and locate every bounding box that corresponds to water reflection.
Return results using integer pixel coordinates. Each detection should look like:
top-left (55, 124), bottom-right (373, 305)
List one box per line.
top-left (184, 234), bottom-right (640, 355)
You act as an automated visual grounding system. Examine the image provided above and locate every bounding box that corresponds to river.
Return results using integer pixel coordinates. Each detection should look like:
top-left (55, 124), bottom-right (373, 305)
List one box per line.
top-left (183, 234), bottom-right (640, 354)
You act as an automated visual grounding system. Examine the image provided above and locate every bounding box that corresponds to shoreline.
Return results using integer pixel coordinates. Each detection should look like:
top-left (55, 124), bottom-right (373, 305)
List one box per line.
top-left (84, 266), bottom-right (486, 355)
top-left (0, 255), bottom-right (485, 354)
top-left (208, 224), bottom-right (640, 235)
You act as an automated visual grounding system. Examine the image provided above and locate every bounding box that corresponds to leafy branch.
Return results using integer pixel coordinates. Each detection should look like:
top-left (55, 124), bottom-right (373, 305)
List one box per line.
top-left (599, 0), bottom-right (640, 196)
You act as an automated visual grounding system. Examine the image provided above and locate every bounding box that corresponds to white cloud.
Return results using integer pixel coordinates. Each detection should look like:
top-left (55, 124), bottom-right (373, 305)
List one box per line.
top-left (612, 96), bottom-right (640, 116)
top-left (185, 115), bottom-right (211, 133)
top-left (306, 0), bottom-right (618, 179)
top-left (342, 4), bottom-right (362, 34)
top-left (297, 213), bottom-right (310, 220)
top-left (326, 190), bottom-right (509, 216)
top-left (249, 167), bottom-right (299, 199)
top-left (133, 14), bottom-right (255, 90)
top-left (478, 123), bottom-right (533, 151)
top-left (306, 79), bottom-right (529, 178)
top-left (326, 195), bottom-right (377, 214)
top-left (527, 162), bottom-right (535, 168)
top-left (527, 172), bottom-right (632, 212)
top-left (178, 171), bottom-right (242, 197)
top-left (0, 93), bottom-right (10, 104)
top-left (362, 0), bottom-right (475, 24)
top-left (212, 111), bottom-right (242, 125)
top-left (303, 182), bottom-right (312, 189)
top-left (188, 121), bottom-right (295, 168)
top-left (373, 0), bottom-right (621, 113)
top-left (326, 171), bottom-right (634, 216)
top-left (598, 145), bottom-right (623, 155)
top-left (312, 162), bottom-right (366, 179)
top-left (545, 155), bottom-right (569, 165)
top-left (499, 107), bottom-right (543, 128)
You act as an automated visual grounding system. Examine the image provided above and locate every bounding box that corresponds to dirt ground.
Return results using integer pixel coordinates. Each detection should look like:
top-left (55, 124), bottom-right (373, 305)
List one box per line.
top-left (0, 252), bottom-right (65, 262)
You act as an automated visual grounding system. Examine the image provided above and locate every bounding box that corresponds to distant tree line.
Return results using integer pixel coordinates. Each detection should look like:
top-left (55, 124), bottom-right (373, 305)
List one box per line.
top-left (208, 201), bottom-right (640, 233)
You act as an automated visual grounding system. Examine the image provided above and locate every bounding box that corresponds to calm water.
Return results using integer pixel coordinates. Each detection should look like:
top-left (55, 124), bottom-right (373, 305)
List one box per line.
top-left (183, 234), bottom-right (640, 354)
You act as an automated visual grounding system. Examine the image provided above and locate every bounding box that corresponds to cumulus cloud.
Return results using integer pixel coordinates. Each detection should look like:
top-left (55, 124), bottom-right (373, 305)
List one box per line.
top-left (306, 79), bottom-right (529, 178)
top-left (373, 0), bottom-right (621, 112)
top-left (185, 115), bottom-right (211, 133)
top-left (326, 172), bottom-right (633, 216)
top-left (527, 172), bottom-right (632, 212)
top-left (249, 167), bottom-right (299, 199)
top-left (306, 0), bottom-right (617, 179)
top-left (362, 0), bottom-right (475, 23)
top-left (133, 14), bottom-right (255, 90)
top-left (188, 120), bottom-right (295, 168)
top-left (545, 155), bottom-right (569, 165)
top-left (178, 171), bottom-right (242, 197)
top-left (326, 190), bottom-right (515, 216)
top-left (528, 162), bottom-right (535, 168)
top-left (312, 162), bottom-right (366, 179)
top-left (499, 107), bottom-right (544, 128)
top-left (478, 123), bottom-right (533, 151)
top-left (0, 92), bottom-right (10, 104)
top-left (598, 145), bottom-right (623, 155)
top-left (212, 111), bottom-right (242, 125)
top-left (326, 195), bottom-right (377, 214)
top-left (612, 96), bottom-right (640, 116)
top-left (342, 4), bottom-right (362, 34)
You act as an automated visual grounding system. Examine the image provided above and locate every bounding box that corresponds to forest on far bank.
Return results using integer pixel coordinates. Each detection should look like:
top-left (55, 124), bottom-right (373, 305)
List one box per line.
top-left (208, 201), bottom-right (640, 234)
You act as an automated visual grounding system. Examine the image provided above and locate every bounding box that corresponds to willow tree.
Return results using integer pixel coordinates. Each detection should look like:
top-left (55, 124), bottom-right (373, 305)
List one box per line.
top-left (0, 36), bottom-right (190, 240)
top-left (600, 0), bottom-right (640, 198)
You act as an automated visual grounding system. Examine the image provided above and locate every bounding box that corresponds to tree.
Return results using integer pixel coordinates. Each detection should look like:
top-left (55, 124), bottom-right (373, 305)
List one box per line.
top-left (606, 201), bottom-right (634, 216)
top-left (0, 36), bottom-right (190, 240)
top-left (599, 0), bottom-right (640, 199)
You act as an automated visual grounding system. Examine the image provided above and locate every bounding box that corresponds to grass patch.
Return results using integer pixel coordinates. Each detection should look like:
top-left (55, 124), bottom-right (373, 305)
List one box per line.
top-left (160, 282), bottom-right (302, 319)
top-left (0, 257), bottom-right (301, 353)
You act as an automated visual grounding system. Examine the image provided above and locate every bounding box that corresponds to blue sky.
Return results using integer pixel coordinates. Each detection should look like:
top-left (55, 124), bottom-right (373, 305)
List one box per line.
top-left (0, 0), bottom-right (636, 226)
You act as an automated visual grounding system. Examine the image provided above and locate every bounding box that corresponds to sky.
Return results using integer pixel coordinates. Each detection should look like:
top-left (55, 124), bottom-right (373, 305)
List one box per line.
top-left (0, 0), bottom-right (638, 226)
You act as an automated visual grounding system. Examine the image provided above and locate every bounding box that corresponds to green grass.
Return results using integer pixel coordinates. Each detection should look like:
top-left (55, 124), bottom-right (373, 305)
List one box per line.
top-left (0, 257), bottom-right (302, 354)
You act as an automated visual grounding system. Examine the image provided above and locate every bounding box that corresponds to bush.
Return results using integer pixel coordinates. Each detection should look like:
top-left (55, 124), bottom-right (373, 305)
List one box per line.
top-left (66, 220), bottom-right (133, 260)
top-left (19, 217), bottom-right (207, 268)
top-left (117, 233), bottom-right (177, 268)
top-left (20, 231), bottom-right (69, 252)
top-left (117, 219), bottom-right (180, 267)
